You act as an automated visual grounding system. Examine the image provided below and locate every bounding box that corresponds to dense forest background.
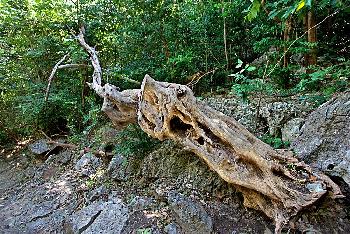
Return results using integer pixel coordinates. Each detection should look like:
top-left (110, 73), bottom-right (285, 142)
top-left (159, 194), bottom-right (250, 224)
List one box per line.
top-left (0, 0), bottom-right (349, 146)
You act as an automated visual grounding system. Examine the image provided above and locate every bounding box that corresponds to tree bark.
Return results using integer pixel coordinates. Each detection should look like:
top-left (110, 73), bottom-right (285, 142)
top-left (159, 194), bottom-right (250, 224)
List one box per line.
top-left (283, 17), bottom-right (292, 67)
top-left (307, 10), bottom-right (317, 67)
top-left (45, 54), bottom-right (68, 102)
top-left (76, 28), bottom-right (342, 233)
top-left (222, 2), bottom-right (229, 70)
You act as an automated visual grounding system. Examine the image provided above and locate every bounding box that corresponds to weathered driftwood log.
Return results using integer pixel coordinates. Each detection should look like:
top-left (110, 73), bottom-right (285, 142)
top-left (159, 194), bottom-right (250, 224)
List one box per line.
top-left (76, 28), bottom-right (342, 233)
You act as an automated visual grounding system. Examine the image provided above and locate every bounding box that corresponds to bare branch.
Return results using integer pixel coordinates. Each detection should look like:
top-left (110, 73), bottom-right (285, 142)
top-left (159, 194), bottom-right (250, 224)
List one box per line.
top-left (77, 26), bottom-right (104, 96)
top-left (45, 54), bottom-right (69, 102)
top-left (57, 64), bottom-right (91, 69)
top-left (118, 75), bottom-right (141, 85)
top-left (47, 140), bottom-right (78, 149)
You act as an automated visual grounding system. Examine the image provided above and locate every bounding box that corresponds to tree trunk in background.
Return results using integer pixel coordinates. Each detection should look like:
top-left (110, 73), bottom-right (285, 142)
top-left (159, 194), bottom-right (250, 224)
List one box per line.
top-left (283, 17), bottom-right (292, 67)
top-left (303, 14), bottom-right (309, 66)
top-left (307, 10), bottom-right (317, 67)
top-left (222, 3), bottom-right (229, 70)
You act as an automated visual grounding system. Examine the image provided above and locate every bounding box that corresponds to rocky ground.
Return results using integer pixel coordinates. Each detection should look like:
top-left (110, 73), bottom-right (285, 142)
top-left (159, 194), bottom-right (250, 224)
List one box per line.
top-left (1, 92), bottom-right (349, 234)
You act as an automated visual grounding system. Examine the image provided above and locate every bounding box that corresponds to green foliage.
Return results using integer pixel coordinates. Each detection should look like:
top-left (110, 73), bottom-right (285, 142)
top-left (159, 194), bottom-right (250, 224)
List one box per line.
top-left (37, 100), bottom-right (68, 135)
top-left (260, 134), bottom-right (290, 149)
top-left (0, 129), bottom-right (10, 145)
top-left (232, 79), bottom-right (273, 100)
top-left (115, 125), bottom-right (159, 159)
top-left (270, 67), bottom-right (294, 89)
top-left (296, 60), bottom-right (350, 93)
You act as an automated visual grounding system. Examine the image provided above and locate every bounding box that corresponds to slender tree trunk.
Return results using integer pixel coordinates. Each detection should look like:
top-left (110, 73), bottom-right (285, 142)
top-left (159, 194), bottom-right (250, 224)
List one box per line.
top-left (303, 14), bottom-right (309, 67)
top-left (222, 4), bottom-right (229, 70)
top-left (307, 10), bottom-right (317, 67)
top-left (283, 17), bottom-right (292, 67)
top-left (81, 62), bottom-right (89, 108)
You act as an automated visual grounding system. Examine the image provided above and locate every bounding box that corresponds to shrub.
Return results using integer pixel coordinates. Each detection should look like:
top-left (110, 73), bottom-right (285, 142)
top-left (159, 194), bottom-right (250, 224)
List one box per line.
top-left (36, 100), bottom-right (69, 135)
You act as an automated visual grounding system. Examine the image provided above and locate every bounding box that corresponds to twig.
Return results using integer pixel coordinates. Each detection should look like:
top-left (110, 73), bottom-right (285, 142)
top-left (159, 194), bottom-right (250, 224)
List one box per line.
top-left (40, 130), bottom-right (52, 141)
top-left (187, 68), bottom-right (218, 87)
top-left (57, 64), bottom-right (91, 69)
top-left (45, 54), bottom-right (69, 102)
top-left (119, 75), bottom-right (141, 85)
top-left (47, 140), bottom-right (78, 149)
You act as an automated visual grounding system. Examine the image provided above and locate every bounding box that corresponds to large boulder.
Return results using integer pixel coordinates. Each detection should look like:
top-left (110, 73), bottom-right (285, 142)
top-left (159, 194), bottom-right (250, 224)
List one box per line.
top-left (260, 102), bottom-right (297, 136)
top-left (203, 97), bottom-right (256, 133)
top-left (204, 96), bottom-right (313, 137)
top-left (28, 139), bottom-right (54, 155)
top-left (292, 92), bottom-right (350, 185)
top-left (281, 118), bottom-right (304, 142)
top-left (75, 153), bottom-right (102, 177)
top-left (70, 197), bottom-right (128, 234)
top-left (107, 154), bottom-right (128, 181)
top-left (167, 192), bottom-right (213, 234)
top-left (141, 142), bottom-right (235, 196)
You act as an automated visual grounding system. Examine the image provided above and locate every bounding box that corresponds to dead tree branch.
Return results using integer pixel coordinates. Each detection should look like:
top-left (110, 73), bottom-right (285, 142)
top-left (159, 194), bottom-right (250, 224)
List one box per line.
top-left (45, 54), bottom-right (69, 102)
top-left (57, 64), bottom-right (90, 69)
top-left (45, 58), bottom-right (92, 102)
top-left (76, 28), bottom-right (343, 233)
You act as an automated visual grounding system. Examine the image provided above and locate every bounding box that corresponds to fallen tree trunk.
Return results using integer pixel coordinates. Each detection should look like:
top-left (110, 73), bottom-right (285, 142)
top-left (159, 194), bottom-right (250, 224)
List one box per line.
top-left (76, 28), bottom-right (342, 233)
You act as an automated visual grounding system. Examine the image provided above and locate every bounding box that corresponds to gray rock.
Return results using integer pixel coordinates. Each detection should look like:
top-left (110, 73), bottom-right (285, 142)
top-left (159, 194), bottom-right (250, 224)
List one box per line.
top-left (107, 154), bottom-right (128, 181)
top-left (292, 92), bottom-right (350, 185)
top-left (261, 102), bottom-right (296, 136)
top-left (27, 210), bottom-right (67, 234)
top-left (165, 222), bottom-right (182, 234)
top-left (203, 97), bottom-right (257, 133)
top-left (281, 118), bottom-right (304, 142)
top-left (203, 97), bottom-right (312, 138)
top-left (168, 192), bottom-right (213, 234)
top-left (57, 149), bottom-right (72, 164)
top-left (128, 196), bottom-right (154, 211)
top-left (46, 149), bottom-right (72, 165)
top-left (71, 197), bottom-right (128, 234)
top-left (141, 142), bottom-right (233, 196)
top-left (30, 200), bottom-right (58, 221)
top-left (95, 124), bottom-right (119, 144)
top-left (251, 47), bottom-right (277, 66)
top-left (87, 185), bottom-right (109, 203)
top-left (29, 139), bottom-right (53, 155)
top-left (75, 153), bottom-right (102, 177)
top-left (306, 183), bottom-right (326, 193)
top-left (264, 227), bottom-right (274, 234)
top-left (290, 53), bottom-right (304, 65)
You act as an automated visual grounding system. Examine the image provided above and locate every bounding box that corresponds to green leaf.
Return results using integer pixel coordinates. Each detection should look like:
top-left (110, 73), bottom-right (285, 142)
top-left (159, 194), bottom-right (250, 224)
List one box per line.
top-left (296, 0), bottom-right (305, 11)
top-left (236, 59), bottom-right (243, 68)
top-left (245, 0), bottom-right (261, 21)
top-left (246, 66), bottom-right (256, 71)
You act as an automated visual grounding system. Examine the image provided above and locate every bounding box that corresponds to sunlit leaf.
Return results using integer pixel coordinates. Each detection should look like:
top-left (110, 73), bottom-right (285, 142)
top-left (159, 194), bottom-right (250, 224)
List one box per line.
top-left (296, 0), bottom-right (305, 11)
top-left (246, 66), bottom-right (256, 72)
top-left (236, 59), bottom-right (243, 68)
top-left (245, 0), bottom-right (261, 21)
